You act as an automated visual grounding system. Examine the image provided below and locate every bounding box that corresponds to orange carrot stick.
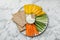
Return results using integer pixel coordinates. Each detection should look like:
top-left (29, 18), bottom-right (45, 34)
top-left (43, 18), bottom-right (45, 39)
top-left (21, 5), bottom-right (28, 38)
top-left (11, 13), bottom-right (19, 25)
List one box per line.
top-left (32, 24), bottom-right (39, 35)
top-left (26, 24), bottom-right (39, 36)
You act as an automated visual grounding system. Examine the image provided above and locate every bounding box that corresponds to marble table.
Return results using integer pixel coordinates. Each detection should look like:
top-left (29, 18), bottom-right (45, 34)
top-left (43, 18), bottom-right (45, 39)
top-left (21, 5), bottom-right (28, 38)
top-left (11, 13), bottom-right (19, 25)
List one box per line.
top-left (0, 0), bottom-right (60, 40)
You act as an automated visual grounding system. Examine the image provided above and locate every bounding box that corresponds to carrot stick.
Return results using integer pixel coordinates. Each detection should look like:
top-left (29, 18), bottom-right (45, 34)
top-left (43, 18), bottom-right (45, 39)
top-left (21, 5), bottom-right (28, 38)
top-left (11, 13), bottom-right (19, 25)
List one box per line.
top-left (26, 24), bottom-right (34, 36)
top-left (32, 24), bottom-right (39, 35)
top-left (26, 24), bottom-right (39, 36)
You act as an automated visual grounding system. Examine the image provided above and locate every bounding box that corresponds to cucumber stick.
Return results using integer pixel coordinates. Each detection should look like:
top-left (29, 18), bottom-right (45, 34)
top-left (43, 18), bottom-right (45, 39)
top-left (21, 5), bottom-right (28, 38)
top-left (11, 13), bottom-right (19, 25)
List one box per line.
top-left (35, 24), bottom-right (42, 32)
top-left (35, 22), bottom-right (43, 30)
top-left (35, 21), bottom-right (46, 32)
top-left (35, 22), bottom-right (44, 30)
top-left (37, 21), bottom-right (46, 28)
top-left (35, 14), bottom-right (48, 24)
top-left (36, 21), bottom-right (46, 28)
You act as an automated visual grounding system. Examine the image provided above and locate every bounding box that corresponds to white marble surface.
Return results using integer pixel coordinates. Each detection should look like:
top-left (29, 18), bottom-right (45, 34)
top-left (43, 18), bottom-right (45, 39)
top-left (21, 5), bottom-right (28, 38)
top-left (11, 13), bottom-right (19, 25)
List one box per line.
top-left (0, 0), bottom-right (60, 40)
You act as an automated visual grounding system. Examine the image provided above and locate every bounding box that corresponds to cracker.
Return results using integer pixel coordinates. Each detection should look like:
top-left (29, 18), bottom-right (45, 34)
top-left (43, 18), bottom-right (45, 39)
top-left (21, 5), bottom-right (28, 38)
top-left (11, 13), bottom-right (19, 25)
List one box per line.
top-left (12, 11), bottom-right (26, 27)
top-left (12, 10), bottom-right (26, 32)
top-left (17, 25), bottom-right (25, 32)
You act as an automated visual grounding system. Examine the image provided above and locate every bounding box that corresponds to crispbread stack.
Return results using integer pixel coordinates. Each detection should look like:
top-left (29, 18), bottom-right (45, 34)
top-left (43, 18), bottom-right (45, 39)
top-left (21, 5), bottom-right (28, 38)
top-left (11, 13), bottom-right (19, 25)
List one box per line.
top-left (12, 10), bottom-right (26, 32)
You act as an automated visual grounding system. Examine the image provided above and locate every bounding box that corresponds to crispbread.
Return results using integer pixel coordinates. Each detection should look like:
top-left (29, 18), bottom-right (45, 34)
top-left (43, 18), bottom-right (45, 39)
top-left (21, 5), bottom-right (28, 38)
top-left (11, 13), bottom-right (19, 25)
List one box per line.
top-left (12, 10), bottom-right (26, 31)
top-left (12, 11), bottom-right (26, 27)
top-left (17, 25), bottom-right (25, 32)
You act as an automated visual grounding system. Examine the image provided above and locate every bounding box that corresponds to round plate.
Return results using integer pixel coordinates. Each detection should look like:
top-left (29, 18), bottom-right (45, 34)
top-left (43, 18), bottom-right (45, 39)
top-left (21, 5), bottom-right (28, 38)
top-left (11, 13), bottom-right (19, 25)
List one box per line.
top-left (19, 5), bottom-right (48, 37)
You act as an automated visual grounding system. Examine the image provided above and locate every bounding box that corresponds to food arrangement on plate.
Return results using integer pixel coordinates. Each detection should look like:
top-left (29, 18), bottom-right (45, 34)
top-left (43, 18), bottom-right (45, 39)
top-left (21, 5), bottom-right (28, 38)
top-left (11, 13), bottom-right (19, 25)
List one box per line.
top-left (12, 4), bottom-right (48, 37)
